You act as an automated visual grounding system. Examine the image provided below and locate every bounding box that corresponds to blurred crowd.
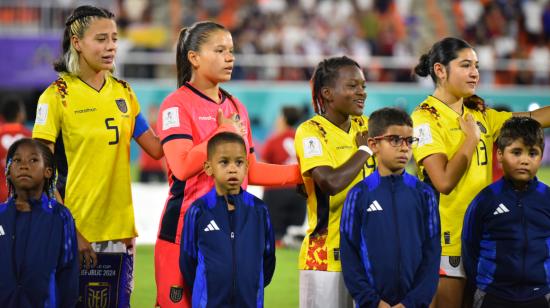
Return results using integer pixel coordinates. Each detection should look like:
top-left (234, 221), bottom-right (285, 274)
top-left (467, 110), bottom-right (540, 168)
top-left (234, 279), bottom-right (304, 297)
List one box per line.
top-left (1, 0), bottom-right (549, 84)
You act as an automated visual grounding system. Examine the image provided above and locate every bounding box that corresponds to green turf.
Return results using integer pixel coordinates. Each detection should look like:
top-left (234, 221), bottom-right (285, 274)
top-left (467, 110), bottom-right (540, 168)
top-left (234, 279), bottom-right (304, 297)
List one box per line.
top-left (131, 245), bottom-right (300, 308)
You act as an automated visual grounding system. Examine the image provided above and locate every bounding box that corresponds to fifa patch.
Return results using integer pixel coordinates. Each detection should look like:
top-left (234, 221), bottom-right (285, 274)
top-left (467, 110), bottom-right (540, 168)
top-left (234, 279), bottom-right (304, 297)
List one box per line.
top-left (115, 98), bottom-right (128, 113)
top-left (36, 104), bottom-right (48, 125)
top-left (169, 285), bottom-right (184, 303)
top-left (476, 121), bottom-right (487, 134)
top-left (162, 107), bottom-right (180, 130)
top-left (303, 137), bottom-right (322, 158)
top-left (414, 124), bottom-right (432, 147)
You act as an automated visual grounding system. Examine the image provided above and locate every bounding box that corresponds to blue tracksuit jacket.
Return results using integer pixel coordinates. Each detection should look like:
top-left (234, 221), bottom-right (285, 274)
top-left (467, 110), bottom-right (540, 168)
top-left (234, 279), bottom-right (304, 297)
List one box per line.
top-left (340, 170), bottom-right (440, 308)
top-left (180, 188), bottom-right (276, 308)
top-left (462, 177), bottom-right (550, 301)
top-left (0, 194), bottom-right (79, 307)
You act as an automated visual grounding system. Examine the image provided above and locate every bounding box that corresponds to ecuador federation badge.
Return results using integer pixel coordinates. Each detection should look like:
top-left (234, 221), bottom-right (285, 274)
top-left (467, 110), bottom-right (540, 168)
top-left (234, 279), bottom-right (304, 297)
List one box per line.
top-left (115, 98), bottom-right (128, 113)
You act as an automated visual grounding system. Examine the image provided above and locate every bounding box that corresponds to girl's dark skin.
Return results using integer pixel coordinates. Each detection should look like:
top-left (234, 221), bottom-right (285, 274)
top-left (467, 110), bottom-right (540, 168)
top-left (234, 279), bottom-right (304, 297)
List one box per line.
top-left (310, 65), bottom-right (371, 195)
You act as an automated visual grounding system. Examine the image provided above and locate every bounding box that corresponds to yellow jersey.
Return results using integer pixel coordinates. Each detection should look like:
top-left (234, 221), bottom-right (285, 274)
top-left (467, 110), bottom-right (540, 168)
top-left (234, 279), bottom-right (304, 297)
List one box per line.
top-left (33, 74), bottom-right (140, 242)
top-left (412, 96), bottom-right (512, 256)
top-left (295, 115), bottom-right (376, 272)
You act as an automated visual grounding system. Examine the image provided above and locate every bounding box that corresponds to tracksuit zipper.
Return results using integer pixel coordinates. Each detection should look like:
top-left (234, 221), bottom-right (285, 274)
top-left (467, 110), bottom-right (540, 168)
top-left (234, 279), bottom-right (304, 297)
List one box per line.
top-left (229, 206), bottom-right (236, 306)
top-left (519, 198), bottom-right (527, 286)
top-left (390, 177), bottom-right (403, 297)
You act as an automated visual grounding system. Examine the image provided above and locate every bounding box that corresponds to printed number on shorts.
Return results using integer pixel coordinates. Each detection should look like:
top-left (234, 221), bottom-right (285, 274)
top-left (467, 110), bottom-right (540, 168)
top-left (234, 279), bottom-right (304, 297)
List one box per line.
top-left (105, 118), bottom-right (119, 145)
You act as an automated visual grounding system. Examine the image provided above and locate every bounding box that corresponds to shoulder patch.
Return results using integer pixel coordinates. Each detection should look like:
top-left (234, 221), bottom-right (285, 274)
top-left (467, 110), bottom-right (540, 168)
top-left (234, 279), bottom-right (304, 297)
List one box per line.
top-left (162, 107), bottom-right (180, 130)
top-left (303, 137), bottom-right (322, 158)
top-left (414, 123), bottom-right (433, 147)
top-left (35, 103), bottom-right (49, 125)
top-left (308, 120), bottom-right (328, 142)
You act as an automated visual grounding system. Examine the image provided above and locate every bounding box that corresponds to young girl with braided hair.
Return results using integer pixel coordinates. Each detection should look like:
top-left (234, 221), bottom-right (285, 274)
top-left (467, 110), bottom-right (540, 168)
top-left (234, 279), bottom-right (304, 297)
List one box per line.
top-left (411, 37), bottom-right (550, 308)
top-left (0, 138), bottom-right (78, 307)
top-left (294, 56), bottom-right (376, 308)
top-left (154, 20), bottom-right (301, 307)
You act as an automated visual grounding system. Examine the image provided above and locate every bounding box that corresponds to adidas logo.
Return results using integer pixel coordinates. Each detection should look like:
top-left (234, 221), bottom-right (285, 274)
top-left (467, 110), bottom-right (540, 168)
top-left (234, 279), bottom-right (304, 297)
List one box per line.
top-left (204, 220), bottom-right (220, 232)
top-left (367, 200), bottom-right (383, 212)
top-left (493, 203), bottom-right (510, 215)
top-left (0, 225), bottom-right (4, 236)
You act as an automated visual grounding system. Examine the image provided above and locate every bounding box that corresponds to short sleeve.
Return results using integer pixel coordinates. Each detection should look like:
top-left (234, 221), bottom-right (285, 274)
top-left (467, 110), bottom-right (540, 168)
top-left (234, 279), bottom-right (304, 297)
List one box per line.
top-left (412, 110), bottom-right (446, 164)
top-left (32, 84), bottom-right (62, 143)
top-left (486, 108), bottom-right (512, 138)
top-left (157, 92), bottom-right (193, 143)
top-left (127, 83), bottom-right (141, 118)
top-left (294, 121), bottom-right (335, 175)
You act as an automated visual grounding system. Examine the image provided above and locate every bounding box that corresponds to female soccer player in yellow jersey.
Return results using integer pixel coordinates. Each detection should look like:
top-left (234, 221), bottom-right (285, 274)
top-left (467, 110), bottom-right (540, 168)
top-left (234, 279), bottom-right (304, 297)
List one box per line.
top-left (412, 37), bottom-right (550, 308)
top-left (32, 5), bottom-right (163, 304)
top-left (295, 56), bottom-right (376, 308)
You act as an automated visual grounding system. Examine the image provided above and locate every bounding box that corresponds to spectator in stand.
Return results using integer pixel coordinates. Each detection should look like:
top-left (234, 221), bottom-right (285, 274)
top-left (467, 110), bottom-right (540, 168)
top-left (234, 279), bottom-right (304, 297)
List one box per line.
top-left (0, 96), bottom-right (31, 201)
top-left (262, 106), bottom-right (306, 243)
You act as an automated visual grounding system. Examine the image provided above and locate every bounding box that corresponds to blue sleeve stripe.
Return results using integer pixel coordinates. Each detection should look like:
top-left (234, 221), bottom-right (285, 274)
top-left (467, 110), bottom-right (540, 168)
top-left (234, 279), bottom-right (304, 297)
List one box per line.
top-left (183, 206), bottom-right (200, 258)
top-left (47, 269), bottom-right (57, 307)
top-left (342, 187), bottom-right (359, 237)
top-left (360, 231), bottom-right (375, 286)
top-left (133, 112), bottom-right (150, 138)
top-left (463, 193), bottom-right (484, 241)
top-left (193, 252), bottom-right (209, 308)
top-left (545, 238), bottom-right (550, 288)
top-left (425, 188), bottom-right (438, 238)
top-left (59, 206), bottom-right (76, 264)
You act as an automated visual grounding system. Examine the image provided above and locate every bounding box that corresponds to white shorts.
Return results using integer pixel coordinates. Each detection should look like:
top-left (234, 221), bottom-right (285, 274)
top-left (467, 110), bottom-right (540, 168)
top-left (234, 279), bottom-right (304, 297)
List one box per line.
top-left (299, 270), bottom-right (353, 308)
top-left (440, 255), bottom-right (465, 278)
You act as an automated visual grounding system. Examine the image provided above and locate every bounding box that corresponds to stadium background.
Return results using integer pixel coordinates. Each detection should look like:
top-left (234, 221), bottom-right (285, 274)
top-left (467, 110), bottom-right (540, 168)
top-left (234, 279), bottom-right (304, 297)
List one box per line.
top-left (1, 0), bottom-right (550, 307)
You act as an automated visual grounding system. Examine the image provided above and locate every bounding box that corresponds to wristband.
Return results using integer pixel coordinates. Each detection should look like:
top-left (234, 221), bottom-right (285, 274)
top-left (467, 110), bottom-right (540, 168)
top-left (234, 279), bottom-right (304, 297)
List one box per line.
top-left (358, 145), bottom-right (373, 156)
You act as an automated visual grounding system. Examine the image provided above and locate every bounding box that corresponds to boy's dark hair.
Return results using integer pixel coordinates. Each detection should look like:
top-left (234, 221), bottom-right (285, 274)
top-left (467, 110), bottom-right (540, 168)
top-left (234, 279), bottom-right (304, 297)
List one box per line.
top-left (282, 106), bottom-right (301, 127)
top-left (496, 117), bottom-right (545, 152)
top-left (0, 96), bottom-right (25, 123)
top-left (207, 132), bottom-right (247, 159)
top-left (368, 107), bottom-right (413, 137)
top-left (310, 56), bottom-right (361, 115)
top-left (5, 138), bottom-right (57, 199)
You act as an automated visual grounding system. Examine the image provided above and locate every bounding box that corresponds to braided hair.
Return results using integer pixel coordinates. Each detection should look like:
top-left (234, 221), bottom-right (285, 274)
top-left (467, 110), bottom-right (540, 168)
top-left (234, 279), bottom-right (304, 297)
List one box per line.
top-left (5, 138), bottom-right (57, 200)
top-left (53, 5), bottom-right (115, 75)
top-left (310, 56), bottom-right (361, 114)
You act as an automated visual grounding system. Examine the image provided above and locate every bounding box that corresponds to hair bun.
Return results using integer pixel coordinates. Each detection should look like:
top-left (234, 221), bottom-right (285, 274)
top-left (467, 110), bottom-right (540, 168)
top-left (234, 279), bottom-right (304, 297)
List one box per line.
top-left (414, 54), bottom-right (430, 77)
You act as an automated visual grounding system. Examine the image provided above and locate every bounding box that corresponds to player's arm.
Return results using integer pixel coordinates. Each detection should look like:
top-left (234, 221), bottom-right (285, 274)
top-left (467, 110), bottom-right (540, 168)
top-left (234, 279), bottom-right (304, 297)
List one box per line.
top-left (340, 186), bottom-right (381, 307)
top-left (513, 105), bottom-right (550, 128)
top-left (247, 154), bottom-right (302, 186)
top-left (163, 110), bottom-right (241, 181)
top-left (262, 202), bottom-right (276, 286)
top-left (311, 131), bottom-right (371, 196)
top-left (421, 114), bottom-right (480, 194)
top-left (462, 192), bottom-right (486, 282)
top-left (133, 112), bottom-right (163, 159)
top-left (400, 187), bottom-right (441, 308)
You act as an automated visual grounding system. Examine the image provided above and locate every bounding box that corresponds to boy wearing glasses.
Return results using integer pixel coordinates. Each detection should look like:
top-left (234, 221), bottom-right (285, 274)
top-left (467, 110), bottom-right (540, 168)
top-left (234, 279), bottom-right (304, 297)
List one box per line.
top-left (340, 107), bottom-right (441, 308)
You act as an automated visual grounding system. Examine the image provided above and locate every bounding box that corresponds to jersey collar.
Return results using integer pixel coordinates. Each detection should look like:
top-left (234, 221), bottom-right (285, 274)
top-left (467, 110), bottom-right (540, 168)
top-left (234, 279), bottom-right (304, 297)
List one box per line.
top-left (184, 82), bottom-right (227, 105)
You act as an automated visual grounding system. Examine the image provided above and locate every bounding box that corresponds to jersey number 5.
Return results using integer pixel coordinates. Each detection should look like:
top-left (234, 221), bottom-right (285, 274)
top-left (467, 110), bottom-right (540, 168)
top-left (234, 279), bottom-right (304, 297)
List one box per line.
top-left (105, 118), bottom-right (119, 145)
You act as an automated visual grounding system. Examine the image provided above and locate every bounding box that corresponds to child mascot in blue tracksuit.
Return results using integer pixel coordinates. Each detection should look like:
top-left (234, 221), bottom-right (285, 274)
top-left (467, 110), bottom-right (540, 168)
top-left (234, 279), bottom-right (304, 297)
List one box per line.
top-left (180, 132), bottom-right (276, 308)
top-left (0, 138), bottom-right (78, 307)
top-left (341, 108), bottom-right (441, 308)
top-left (463, 117), bottom-right (550, 308)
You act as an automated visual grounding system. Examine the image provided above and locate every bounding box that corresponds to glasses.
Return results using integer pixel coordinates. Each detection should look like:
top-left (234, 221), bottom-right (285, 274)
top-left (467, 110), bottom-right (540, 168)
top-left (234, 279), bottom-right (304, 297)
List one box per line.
top-left (373, 135), bottom-right (419, 148)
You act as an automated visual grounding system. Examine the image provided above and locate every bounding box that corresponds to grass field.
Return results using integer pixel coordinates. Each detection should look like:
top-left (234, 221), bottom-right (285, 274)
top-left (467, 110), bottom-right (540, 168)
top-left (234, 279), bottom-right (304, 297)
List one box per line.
top-left (130, 167), bottom-right (550, 307)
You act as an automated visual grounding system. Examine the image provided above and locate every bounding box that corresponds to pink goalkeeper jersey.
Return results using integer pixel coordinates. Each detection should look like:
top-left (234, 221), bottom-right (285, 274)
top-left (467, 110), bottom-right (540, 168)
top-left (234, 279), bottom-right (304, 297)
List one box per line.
top-left (156, 82), bottom-right (254, 244)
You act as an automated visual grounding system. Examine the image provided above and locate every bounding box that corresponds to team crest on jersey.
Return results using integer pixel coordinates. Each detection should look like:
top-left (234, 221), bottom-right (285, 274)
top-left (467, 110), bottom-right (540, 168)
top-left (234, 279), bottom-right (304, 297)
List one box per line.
top-left (115, 99), bottom-right (128, 113)
top-left (476, 121), bottom-right (487, 134)
top-left (169, 285), bottom-right (183, 303)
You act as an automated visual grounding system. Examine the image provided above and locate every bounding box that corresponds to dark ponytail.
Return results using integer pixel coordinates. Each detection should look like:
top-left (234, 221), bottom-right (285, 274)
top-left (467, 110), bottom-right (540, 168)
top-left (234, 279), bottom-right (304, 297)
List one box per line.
top-left (413, 37), bottom-right (472, 84)
top-left (176, 21), bottom-right (227, 88)
top-left (310, 56), bottom-right (361, 114)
